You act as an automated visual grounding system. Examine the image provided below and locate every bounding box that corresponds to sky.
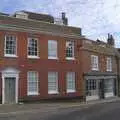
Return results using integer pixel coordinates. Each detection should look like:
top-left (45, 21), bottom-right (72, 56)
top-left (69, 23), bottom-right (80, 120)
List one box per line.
top-left (0, 0), bottom-right (120, 47)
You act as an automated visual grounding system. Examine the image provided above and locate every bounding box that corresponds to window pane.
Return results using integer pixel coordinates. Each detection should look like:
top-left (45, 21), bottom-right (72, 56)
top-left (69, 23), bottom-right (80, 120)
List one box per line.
top-left (28, 71), bottom-right (38, 95)
top-left (5, 35), bottom-right (16, 55)
top-left (28, 38), bottom-right (38, 56)
top-left (91, 55), bottom-right (98, 70)
top-left (48, 72), bottom-right (58, 92)
top-left (107, 57), bottom-right (112, 71)
top-left (66, 72), bottom-right (75, 91)
top-left (48, 40), bottom-right (57, 57)
top-left (66, 41), bottom-right (74, 58)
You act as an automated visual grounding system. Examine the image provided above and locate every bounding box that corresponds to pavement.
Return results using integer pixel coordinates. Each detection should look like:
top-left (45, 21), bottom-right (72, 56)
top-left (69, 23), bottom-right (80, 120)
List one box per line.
top-left (0, 96), bottom-right (119, 115)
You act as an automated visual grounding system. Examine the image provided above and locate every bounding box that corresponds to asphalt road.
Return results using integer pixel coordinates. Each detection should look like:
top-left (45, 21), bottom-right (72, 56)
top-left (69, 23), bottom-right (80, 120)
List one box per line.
top-left (45, 101), bottom-right (120, 120)
top-left (0, 101), bottom-right (120, 120)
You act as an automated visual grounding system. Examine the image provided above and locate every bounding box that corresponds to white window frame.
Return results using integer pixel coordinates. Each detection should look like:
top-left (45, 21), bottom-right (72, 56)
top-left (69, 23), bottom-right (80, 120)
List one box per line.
top-left (106, 57), bottom-right (112, 72)
top-left (27, 71), bottom-right (39, 95)
top-left (4, 35), bottom-right (17, 57)
top-left (27, 38), bottom-right (39, 59)
top-left (66, 72), bottom-right (76, 93)
top-left (66, 40), bottom-right (75, 60)
top-left (48, 72), bottom-right (58, 94)
top-left (48, 40), bottom-right (58, 59)
top-left (91, 55), bottom-right (99, 71)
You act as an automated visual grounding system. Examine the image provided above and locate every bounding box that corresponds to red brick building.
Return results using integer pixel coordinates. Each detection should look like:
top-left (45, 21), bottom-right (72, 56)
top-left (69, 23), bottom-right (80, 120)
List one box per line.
top-left (0, 11), bottom-right (118, 104)
top-left (80, 36), bottom-right (118, 101)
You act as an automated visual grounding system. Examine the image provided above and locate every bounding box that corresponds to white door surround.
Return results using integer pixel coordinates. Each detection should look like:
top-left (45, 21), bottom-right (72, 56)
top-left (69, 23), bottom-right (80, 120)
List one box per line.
top-left (2, 68), bottom-right (19, 104)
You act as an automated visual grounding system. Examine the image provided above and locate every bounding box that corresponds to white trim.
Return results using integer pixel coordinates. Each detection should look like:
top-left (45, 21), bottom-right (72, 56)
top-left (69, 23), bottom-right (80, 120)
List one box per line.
top-left (4, 54), bottom-right (18, 58)
top-left (4, 35), bottom-right (17, 57)
top-left (66, 57), bottom-right (75, 60)
top-left (2, 68), bottom-right (19, 104)
top-left (48, 56), bottom-right (58, 60)
top-left (48, 90), bottom-right (59, 94)
top-left (67, 89), bottom-right (75, 93)
top-left (104, 92), bottom-right (114, 98)
top-left (86, 95), bottom-right (99, 101)
top-left (27, 92), bottom-right (39, 96)
top-left (27, 56), bottom-right (40, 59)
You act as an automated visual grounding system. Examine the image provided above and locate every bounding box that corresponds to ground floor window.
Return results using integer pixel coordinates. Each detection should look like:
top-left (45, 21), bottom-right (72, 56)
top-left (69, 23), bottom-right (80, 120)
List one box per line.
top-left (104, 79), bottom-right (114, 97)
top-left (86, 79), bottom-right (98, 96)
top-left (48, 72), bottom-right (58, 94)
top-left (27, 71), bottom-right (39, 95)
top-left (86, 78), bottom-right (115, 100)
top-left (66, 72), bottom-right (75, 93)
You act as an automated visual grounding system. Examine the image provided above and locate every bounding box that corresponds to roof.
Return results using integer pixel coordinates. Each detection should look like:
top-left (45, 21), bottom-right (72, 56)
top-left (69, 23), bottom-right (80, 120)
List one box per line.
top-left (0, 12), bottom-right (9, 16)
top-left (16, 10), bottom-right (54, 23)
top-left (81, 38), bottom-right (116, 56)
top-left (0, 14), bottom-right (82, 38)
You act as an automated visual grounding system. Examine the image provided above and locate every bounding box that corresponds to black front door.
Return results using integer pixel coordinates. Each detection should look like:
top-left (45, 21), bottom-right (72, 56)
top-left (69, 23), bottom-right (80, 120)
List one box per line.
top-left (98, 79), bottom-right (104, 99)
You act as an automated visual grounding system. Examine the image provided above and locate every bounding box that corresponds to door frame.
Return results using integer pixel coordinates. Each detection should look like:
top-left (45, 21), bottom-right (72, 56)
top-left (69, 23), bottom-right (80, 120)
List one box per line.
top-left (2, 68), bottom-right (19, 104)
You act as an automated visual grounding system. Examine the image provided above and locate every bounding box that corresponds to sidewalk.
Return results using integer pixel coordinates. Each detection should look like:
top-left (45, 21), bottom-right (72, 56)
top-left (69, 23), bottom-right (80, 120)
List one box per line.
top-left (0, 97), bottom-right (119, 115)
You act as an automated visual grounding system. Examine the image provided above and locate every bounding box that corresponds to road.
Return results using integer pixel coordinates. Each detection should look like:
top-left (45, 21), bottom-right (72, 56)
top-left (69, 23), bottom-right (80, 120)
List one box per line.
top-left (45, 101), bottom-right (120, 120)
top-left (0, 101), bottom-right (120, 120)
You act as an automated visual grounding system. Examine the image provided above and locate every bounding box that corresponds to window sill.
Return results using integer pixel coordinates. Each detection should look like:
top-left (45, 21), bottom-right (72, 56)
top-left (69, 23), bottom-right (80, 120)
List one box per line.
top-left (106, 69), bottom-right (112, 72)
top-left (27, 92), bottom-right (39, 96)
top-left (48, 91), bottom-right (59, 94)
top-left (4, 54), bottom-right (18, 58)
top-left (91, 68), bottom-right (99, 71)
top-left (67, 90), bottom-right (76, 93)
top-left (66, 57), bottom-right (75, 60)
top-left (48, 57), bottom-right (58, 60)
top-left (28, 56), bottom-right (40, 59)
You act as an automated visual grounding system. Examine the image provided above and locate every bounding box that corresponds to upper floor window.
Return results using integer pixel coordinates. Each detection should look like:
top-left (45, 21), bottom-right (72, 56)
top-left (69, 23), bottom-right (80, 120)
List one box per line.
top-left (28, 38), bottom-right (39, 58)
top-left (66, 72), bottom-right (75, 93)
top-left (4, 35), bottom-right (17, 57)
top-left (48, 40), bottom-right (57, 59)
top-left (106, 57), bottom-right (112, 71)
top-left (66, 40), bottom-right (74, 60)
top-left (91, 55), bottom-right (99, 71)
top-left (27, 71), bottom-right (39, 95)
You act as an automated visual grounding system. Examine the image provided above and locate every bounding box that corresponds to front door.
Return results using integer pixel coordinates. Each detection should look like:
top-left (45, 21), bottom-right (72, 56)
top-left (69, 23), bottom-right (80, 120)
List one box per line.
top-left (4, 77), bottom-right (16, 104)
top-left (86, 79), bottom-right (99, 101)
top-left (98, 79), bottom-right (104, 99)
top-left (104, 79), bottom-right (114, 98)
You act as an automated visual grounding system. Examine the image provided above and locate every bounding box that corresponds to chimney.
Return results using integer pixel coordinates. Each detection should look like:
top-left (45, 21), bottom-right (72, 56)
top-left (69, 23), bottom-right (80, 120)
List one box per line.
top-left (107, 33), bottom-right (115, 46)
top-left (61, 12), bottom-right (68, 25)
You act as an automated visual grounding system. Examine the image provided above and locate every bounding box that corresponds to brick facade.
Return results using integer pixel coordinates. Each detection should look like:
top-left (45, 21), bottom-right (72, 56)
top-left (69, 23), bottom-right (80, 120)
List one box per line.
top-left (0, 12), bottom-right (119, 103)
top-left (0, 30), bottom-right (84, 102)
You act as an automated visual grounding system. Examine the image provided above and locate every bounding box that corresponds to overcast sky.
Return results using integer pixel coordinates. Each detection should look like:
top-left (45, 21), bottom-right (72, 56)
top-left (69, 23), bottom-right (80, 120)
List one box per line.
top-left (1, 0), bottom-right (120, 47)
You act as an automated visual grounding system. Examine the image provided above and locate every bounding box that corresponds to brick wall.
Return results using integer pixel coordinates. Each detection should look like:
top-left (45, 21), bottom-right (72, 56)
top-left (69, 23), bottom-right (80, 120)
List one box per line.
top-left (0, 30), bottom-right (84, 101)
